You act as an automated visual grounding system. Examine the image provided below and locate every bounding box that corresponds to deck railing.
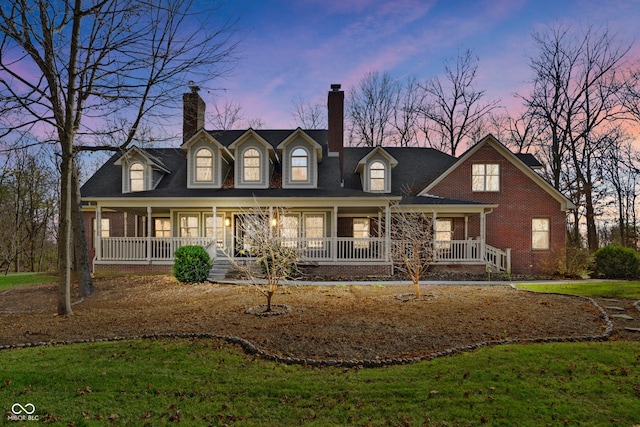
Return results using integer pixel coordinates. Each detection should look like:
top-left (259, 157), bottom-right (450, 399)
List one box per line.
top-left (98, 237), bottom-right (508, 271)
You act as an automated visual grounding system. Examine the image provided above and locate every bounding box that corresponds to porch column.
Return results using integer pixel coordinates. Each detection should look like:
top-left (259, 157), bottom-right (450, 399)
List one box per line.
top-left (432, 211), bottom-right (437, 261)
top-left (464, 216), bottom-right (469, 240)
top-left (480, 210), bottom-right (486, 262)
top-left (384, 204), bottom-right (390, 262)
top-left (268, 206), bottom-right (273, 238)
top-left (96, 205), bottom-right (102, 261)
top-left (212, 206), bottom-right (217, 260)
top-left (123, 212), bottom-right (128, 237)
top-left (332, 206), bottom-right (338, 262)
top-left (147, 206), bottom-right (152, 262)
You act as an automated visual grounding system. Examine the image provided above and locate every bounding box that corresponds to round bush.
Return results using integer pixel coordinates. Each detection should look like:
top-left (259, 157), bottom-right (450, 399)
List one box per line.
top-left (173, 245), bottom-right (212, 283)
top-left (593, 245), bottom-right (640, 279)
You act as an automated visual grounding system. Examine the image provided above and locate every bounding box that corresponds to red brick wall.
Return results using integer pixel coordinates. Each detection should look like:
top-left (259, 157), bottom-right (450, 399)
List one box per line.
top-left (301, 264), bottom-right (392, 278)
top-left (94, 263), bottom-right (172, 276)
top-left (429, 143), bottom-right (567, 275)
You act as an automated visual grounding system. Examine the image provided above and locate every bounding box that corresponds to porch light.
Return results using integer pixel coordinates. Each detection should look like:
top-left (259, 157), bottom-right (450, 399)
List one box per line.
top-left (224, 217), bottom-right (231, 227)
top-left (271, 218), bottom-right (278, 227)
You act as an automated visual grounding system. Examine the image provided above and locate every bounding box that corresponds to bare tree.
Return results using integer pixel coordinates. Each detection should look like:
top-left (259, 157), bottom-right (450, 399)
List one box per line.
top-left (388, 205), bottom-right (434, 298)
top-left (0, 147), bottom-right (56, 274)
top-left (347, 70), bottom-right (400, 146)
top-left (521, 24), bottom-right (631, 250)
top-left (209, 98), bottom-right (265, 130)
top-left (290, 95), bottom-right (327, 129)
top-left (389, 76), bottom-right (423, 147)
top-left (419, 49), bottom-right (499, 156)
top-left (0, 0), bottom-right (240, 314)
top-left (488, 109), bottom-right (542, 153)
top-left (232, 205), bottom-right (300, 312)
top-left (601, 128), bottom-right (639, 248)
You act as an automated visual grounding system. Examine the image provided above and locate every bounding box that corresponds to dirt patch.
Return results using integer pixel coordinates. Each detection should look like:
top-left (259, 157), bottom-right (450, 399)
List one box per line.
top-left (0, 276), bottom-right (636, 361)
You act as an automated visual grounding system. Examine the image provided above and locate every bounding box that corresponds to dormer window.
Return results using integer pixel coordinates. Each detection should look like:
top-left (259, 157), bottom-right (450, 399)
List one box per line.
top-left (243, 148), bottom-right (261, 182)
top-left (195, 148), bottom-right (213, 182)
top-left (130, 162), bottom-right (145, 192)
top-left (369, 161), bottom-right (385, 191)
top-left (291, 148), bottom-right (309, 182)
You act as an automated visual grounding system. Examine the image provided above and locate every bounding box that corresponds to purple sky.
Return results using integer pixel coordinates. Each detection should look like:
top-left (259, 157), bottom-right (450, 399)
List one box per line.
top-left (198, 0), bottom-right (640, 130)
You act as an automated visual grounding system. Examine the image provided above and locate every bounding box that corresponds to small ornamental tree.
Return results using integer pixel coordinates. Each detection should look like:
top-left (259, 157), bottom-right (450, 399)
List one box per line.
top-left (389, 206), bottom-right (434, 298)
top-left (173, 245), bottom-right (212, 284)
top-left (233, 204), bottom-right (300, 312)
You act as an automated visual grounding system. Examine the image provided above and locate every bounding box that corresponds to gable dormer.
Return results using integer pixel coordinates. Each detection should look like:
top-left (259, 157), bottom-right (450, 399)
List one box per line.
top-left (114, 146), bottom-right (170, 193)
top-left (228, 129), bottom-right (277, 189)
top-left (181, 129), bottom-right (233, 189)
top-left (276, 128), bottom-right (323, 189)
top-left (355, 147), bottom-right (398, 193)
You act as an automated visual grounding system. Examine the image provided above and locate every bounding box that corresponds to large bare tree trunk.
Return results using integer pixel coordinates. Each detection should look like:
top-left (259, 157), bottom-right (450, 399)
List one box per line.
top-left (57, 148), bottom-right (73, 316)
top-left (72, 166), bottom-right (93, 297)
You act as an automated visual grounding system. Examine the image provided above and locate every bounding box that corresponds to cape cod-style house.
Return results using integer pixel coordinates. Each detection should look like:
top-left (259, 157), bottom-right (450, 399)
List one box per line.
top-left (81, 84), bottom-right (575, 279)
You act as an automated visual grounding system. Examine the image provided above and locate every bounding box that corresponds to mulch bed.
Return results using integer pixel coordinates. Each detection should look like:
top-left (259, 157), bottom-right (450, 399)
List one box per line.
top-left (0, 276), bottom-right (637, 363)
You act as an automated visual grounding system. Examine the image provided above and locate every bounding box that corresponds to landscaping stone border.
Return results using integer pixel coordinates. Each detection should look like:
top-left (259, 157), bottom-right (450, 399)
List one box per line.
top-left (0, 289), bottom-right (616, 368)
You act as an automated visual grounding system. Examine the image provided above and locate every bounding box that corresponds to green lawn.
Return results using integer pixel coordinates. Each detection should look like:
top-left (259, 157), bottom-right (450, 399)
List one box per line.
top-left (0, 272), bottom-right (57, 291)
top-left (1, 339), bottom-right (639, 426)
top-left (516, 280), bottom-right (640, 299)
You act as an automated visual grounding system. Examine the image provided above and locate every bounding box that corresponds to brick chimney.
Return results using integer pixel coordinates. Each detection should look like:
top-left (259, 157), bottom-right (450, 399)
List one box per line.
top-left (183, 85), bottom-right (206, 142)
top-left (327, 83), bottom-right (344, 179)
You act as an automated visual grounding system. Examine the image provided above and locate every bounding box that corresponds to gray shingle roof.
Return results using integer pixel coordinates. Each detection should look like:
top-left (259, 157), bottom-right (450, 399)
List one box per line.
top-left (80, 129), bottom-right (534, 206)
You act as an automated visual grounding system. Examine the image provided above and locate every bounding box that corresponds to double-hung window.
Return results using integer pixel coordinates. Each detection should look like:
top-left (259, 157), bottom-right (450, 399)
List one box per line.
top-left (291, 148), bottom-right (308, 182)
top-left (155, 219), bottom-right (171, 238)
top-left (280, 215), bottom-right (300, 248)
top-left (130, 162), bottom-right (144, 192)
top-left (532, 218), bottom-right (550, 250)
top-left (179, 214), bottom-right (199, 238)
top-left (353, 218), bottom-right (370, 249)
top-left (369, 161), bottom-right (385, 191)
top-left (243, 148), bottom-right (261, 182)
top-left (195, 148), bottom-right (213, 182)
top-left (472, 164), bottom-right (499, 192)
top-left (304, 214), bottom-right (324, 249)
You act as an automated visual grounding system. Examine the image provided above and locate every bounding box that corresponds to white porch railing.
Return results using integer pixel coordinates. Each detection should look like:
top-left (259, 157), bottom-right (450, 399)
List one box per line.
top-left (98, 237), bottom-right (509, 272)
top-left (100, 237), bottom-right (215, 261)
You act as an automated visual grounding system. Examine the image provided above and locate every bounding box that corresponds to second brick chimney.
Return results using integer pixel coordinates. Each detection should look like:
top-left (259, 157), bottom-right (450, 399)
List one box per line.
top-left (327, 83), bottom-right (344, 179)
top-left (183, 85), bottom-right (206, 142)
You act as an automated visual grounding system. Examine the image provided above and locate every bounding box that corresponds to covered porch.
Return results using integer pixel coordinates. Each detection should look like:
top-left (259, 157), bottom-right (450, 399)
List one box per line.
top-left (85, 198), bottom-right (510, 275)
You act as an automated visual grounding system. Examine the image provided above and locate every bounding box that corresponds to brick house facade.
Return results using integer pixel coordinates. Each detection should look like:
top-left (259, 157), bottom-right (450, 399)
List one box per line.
top-left (80, 84), bottom-right (575, 278)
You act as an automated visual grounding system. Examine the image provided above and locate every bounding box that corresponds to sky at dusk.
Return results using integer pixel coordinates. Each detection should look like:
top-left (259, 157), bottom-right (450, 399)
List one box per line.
top-left (198, 0), bottom-right (640, 130)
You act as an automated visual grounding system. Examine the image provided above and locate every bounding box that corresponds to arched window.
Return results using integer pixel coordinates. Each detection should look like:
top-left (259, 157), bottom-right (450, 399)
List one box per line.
top-left (369, 161), bottom-right (385, 191)
top-left (243, 148), bottom-right (261, 182)
top-left (195, 148), bottom-right (213, 182)
top-left (291, 148), bottom-right (308, 182)
top-left (130, 162), bottom-right (144, 192)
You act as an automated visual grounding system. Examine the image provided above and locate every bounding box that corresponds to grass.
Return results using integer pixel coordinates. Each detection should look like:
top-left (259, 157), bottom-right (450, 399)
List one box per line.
top-left (516, 280), bottom-right (640, 299)
top-left (0, 272), bottom-right (57, 291)
top-left (1, 339), bottom-right (639, 426)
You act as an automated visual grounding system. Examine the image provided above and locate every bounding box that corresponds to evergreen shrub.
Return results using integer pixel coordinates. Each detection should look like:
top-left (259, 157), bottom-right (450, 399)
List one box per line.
top-left (173, 245), bottom-right (212, 283)
top-left (593, 245), bottom-right (640, 279)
